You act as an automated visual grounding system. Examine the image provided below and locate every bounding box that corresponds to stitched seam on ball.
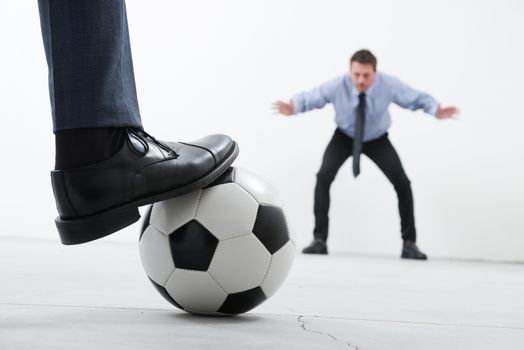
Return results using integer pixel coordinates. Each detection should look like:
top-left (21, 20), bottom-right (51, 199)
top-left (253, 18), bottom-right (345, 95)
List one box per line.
top-left (193, 189), bottom-right (203, 218)
top-left (234, 182), bottom-right (259, 204)
top-left (258, 203), bottom-right (278, 208)
top-left (218, 232), bottom-right (252, 242)
top-left (206, 232), bottom-right (254, 294)
top-left (207, 268), bottom-right (228, 294)
top-left (163, 268), bottom-right (177, 288)
top-left (207, 246), bottom-right (223, 292)
top-left (260, 254), bottom-right (273, 287)
top-left (172, 267), bottom-right (215, 276)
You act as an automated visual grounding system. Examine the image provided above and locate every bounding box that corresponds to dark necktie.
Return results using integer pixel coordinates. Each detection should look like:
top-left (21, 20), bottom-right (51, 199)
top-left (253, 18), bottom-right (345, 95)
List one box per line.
top-left (352, 92), bottom-right (366, 177)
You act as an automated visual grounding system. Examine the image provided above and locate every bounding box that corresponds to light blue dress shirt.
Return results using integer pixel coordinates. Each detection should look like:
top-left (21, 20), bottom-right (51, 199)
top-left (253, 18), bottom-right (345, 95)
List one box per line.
top-left (292, 72), bottom-right (438, 142)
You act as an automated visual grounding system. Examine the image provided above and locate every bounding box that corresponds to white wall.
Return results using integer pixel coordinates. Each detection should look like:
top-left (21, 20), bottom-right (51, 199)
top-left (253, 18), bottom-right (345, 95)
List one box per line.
top-left (1, 0), bottom-right (523, 262)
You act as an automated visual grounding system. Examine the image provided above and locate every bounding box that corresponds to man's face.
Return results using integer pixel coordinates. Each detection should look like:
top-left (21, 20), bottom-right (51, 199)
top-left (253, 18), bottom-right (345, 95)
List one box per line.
top-left (350, 62), bottom-right (376, 92)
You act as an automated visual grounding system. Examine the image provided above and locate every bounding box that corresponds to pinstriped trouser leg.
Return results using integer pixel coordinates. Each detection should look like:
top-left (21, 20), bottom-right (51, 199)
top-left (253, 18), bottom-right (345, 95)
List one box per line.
top-left (38, 0), bottom-right (143, 133)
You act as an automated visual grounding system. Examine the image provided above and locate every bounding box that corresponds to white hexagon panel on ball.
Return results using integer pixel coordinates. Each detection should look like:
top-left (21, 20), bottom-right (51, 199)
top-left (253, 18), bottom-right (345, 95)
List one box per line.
top-left (165, 269), bottom-right (227, 314)
top-left (195, 183), bottom-right (259, 240)
top-left (149, 190), bottom-right (201, 235)
top-left (139, 225), bottom-right (175, 286)
top-left (260, 241), bottom-right (296, 298)
top-left (209, 234), bottom-right (272, 294)
top-left (233, 167), bottom-right (284, 208)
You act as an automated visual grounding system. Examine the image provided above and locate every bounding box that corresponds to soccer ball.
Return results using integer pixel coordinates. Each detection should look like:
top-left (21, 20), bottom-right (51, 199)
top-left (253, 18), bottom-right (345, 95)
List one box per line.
top-left (139, 167), bottom-right (295, 315)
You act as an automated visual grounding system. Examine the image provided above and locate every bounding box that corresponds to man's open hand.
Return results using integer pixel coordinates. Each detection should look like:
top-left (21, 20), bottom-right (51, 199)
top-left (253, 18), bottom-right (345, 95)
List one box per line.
top-left (272, 100), bottom-right (295, 116)
top-left (436, 105), bottom-right (460, 120)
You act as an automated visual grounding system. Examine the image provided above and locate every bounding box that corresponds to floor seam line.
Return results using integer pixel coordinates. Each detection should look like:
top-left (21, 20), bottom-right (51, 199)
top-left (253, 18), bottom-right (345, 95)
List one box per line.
top-left (2, 302), bottom-right (524, 331)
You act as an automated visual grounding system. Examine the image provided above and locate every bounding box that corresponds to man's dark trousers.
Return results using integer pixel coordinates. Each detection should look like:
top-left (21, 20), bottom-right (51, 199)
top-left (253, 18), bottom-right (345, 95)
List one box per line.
top-left (313, 128), bottom-right (417, 242)
top-left (38, 0), bottom-right (143, 133)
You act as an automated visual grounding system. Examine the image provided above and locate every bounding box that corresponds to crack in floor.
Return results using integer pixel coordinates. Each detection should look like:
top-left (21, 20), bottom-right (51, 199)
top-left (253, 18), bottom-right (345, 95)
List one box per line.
top-left (298, 315), bottom-right (359, 349)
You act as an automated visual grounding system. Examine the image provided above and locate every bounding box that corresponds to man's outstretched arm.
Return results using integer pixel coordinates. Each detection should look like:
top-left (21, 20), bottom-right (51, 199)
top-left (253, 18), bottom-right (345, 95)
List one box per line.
top-left (391, 76), bottom-right (459, 120)
top-left (273, 77), bottom-right (341, 116)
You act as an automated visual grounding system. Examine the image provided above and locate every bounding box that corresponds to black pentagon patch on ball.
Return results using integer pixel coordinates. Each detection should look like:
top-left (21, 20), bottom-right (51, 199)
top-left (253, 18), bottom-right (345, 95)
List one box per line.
top-left (139, 205), bottom-right (153, 241)
top-left (217, 287), bottom-right (267, 315)
top-left (148, 277), bottom-right (184, 310)
top-left (253, 205), bottom-right (289, 254)
top-left (169, 220), bottom-right (219, 271)
top-left (204, 167), bottom-right (235, 188)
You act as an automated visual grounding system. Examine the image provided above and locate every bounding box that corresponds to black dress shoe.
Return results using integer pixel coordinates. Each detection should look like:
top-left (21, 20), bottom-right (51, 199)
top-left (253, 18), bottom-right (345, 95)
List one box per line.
top-left (401, 240), bottom-right (428, 260)
top-left (51, 128), bottom-right (239, 245)
top-left (302, 238), bottom-right (328, 255)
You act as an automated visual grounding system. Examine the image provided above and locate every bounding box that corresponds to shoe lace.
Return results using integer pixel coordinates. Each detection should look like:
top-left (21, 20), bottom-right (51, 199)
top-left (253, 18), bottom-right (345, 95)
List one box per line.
top-left (126, 128), bottom-right (179, 158)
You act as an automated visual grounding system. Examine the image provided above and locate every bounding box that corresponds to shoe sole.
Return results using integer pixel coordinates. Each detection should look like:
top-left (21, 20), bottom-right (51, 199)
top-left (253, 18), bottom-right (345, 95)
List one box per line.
top-left (302, 249), bottom-right (328, 255)
top-left (55, 142), bottom-right (239, 245)
top-left (401, 253), bottom-right (428, 260)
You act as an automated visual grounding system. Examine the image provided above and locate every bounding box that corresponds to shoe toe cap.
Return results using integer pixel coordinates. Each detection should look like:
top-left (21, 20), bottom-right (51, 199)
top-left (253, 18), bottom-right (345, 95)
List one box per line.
top-left (188, 134), bottom-right (236, 165)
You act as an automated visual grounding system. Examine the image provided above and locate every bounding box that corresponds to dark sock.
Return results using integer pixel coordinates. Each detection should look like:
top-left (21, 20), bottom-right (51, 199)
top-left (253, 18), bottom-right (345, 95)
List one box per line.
top-left (55, 128), bottom-right (127, 170)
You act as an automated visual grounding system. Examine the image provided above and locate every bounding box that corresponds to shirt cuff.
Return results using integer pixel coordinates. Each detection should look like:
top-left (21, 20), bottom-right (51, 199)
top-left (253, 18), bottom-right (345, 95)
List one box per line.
top-left (428, 101), bottom-right (439, 116)
top-left (292, 96), bottom-right (303, 115)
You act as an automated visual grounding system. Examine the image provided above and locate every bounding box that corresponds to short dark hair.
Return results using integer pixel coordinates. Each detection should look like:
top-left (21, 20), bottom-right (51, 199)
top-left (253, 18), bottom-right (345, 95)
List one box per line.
top-left (350, 49), bottom-right (377, 71)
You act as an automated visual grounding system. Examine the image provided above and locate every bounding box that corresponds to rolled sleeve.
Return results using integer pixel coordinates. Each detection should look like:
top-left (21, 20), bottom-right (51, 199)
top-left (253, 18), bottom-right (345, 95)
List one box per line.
top-left (291, 76), bottom-right (342, 115)
top-left (390, 75), bottom-right (439, 116)
top-left (292, 95), bottom-right (305, 114)
top-left (426, 100), bottom-right (439, 116)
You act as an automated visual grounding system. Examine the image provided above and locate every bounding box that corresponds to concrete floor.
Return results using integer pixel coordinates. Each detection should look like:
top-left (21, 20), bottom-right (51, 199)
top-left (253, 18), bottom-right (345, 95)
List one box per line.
top-left (1, 236), bottom-right (523, 350)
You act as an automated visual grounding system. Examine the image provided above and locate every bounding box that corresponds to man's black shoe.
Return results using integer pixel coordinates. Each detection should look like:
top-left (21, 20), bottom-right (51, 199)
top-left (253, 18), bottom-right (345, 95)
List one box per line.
top-left (51, 128), bottom-right (239, 245)
top-left (302, 238), bottom-right (328, 255)
top-left (401, 240), bottom-right (428, 260)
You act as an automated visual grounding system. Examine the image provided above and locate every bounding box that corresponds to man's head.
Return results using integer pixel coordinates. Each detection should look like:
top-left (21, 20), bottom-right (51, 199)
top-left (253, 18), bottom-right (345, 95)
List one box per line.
top-left (350, 49), bottom-right (377, 93)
